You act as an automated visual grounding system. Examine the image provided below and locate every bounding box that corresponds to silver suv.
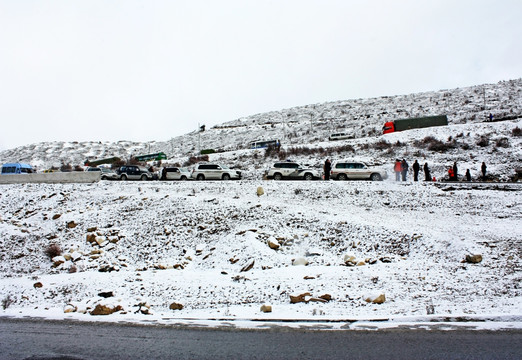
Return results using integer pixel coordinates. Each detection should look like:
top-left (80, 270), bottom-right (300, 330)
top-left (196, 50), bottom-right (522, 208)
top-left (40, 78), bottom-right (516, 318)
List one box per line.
top-left (191, 163), bottom-right (241, 180)
top-left (330, 161), bottom-right (387, 181)
top-left (267, 162), bottom-right (321, 180)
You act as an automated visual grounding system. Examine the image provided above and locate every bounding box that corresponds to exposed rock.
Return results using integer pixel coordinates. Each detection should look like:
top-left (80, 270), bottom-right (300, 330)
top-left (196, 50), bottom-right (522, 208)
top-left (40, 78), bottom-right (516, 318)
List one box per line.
top-left (241, 259), bottom-right (255, 272)
top-left (344, 255), bottom-right (357, 266)
top-left (257, 186), bottom-right (265, 197)
top-left (86, 233), bottom-right (97, 244)
top-left (98, 291), bottom-right (114, 298)
top-left (52, 256), bottom-right (66, 267)
top-left (465, 254), bottom-right (483, 264)
top-left (292, 257), bottom-right (308, 266)
top-left (87, 226), bottom-right (97, 232)
top-left (260, 304), bottom-right (272, 313)
top-left (290, 292), bottom-right (311, 304)
top-left (33, 282), bottom-right (43, 288)
top-left (169, 302), bottom-right (184, 310)
top-left (319, 294), bottom-right (332, 302)
top-left (64, 304), bottom-right (77, 313)
top-left (365, 293), bottom-right (386, 304)
top-left (71, 251), bottom-right (83, 262)
top-left (90, 304), bottom-right (123, 315)
top-left (52, 214), bottom-right (61, 220)
top-left (267, 239), bottom-right (280, 250)
top-left (66, 221), bottom-right (77, 229)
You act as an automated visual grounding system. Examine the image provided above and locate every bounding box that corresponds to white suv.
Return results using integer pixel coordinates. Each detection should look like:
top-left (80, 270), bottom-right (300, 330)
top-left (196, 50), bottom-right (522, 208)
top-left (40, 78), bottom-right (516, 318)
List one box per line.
top-left (330, 161), bottom-right (387, 181)
top-left (267, 162), bottom-right (321, 180)
top-left (191, 163), bottom-right (241, 180)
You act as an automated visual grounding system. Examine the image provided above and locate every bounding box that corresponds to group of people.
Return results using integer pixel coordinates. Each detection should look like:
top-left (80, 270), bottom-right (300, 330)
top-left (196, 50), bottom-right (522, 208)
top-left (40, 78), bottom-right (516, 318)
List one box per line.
top-left (394, 159), bottom-right (432, 181)
top-left (396, 159), bottom-right (487, 182)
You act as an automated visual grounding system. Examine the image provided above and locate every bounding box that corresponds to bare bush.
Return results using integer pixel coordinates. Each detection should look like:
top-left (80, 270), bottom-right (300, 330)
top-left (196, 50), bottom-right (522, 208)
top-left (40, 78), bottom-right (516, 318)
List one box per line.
top-left (495, 137), bottom-right (510, 148)
top-left (45, 243), bottom-right (62, 260)
top-left (476, 136), bottom-right (490, 147)
top-left (2, 295), bottom-right (14, 310)
top-left (183, 155), bottom-right (209, 167)
top-left (373, 140), bottom-right (391, 150)
top-left (512, 126), bottom-right (522, 137)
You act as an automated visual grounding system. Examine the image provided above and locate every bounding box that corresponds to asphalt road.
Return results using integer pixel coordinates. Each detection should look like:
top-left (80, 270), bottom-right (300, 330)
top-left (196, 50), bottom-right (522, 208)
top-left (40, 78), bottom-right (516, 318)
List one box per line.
top-left (0, 318), bottom-right (520, 360)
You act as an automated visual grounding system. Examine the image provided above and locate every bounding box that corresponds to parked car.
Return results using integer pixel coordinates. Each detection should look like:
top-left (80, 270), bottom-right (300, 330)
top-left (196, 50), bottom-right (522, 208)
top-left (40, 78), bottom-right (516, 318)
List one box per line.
top-left (266, 162), bottom-right (321, 180)
top-left (161, 167), bottom-right (191, 181)
top-left (116, 165), bottom-right (153, 181)
top-left (86, 167), bottom-right (119, 180)
top-left (191, 163), bottom-right (241, 180)
top-left (328, 133), bottom-right (352, 141)
top-left (330, 161), bottom-right (387, 181)
top-left (1, 163), bottom-right (33, 174)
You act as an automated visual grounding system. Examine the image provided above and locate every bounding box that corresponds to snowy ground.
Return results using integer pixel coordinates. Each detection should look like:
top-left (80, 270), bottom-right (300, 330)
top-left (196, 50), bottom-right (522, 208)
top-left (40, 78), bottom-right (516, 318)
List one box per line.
top-left (0, 180), bottom-right (520, 330)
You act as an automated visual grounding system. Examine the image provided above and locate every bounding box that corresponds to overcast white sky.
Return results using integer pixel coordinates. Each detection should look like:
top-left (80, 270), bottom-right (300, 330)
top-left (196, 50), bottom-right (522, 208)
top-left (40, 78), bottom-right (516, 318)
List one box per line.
top-left (1, 0), bottom-right (521, 150)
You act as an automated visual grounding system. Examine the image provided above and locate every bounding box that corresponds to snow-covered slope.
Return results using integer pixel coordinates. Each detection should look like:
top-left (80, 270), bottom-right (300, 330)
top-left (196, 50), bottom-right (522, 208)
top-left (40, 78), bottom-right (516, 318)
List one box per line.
top-left (1, 79), bottom-right (521, 182)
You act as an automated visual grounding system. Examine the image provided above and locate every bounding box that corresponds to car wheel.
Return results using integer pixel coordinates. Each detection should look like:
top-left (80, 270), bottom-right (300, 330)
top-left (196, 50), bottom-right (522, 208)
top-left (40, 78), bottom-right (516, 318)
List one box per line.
top-left (222, 173), bottom-right (230, 180)
top-left (180, 176), bottom-right (187, 181)
top-left (101, 176), bottom-right (107, 180)
top-left (197, 174), bottom-right (205, 181)
top-left (338, 173), bottom-right (347, 181)
top-left (304, 173), bottom-right (313, 181)
top-left (370, 173), bottom-right (382, 181)
top-left (274, 173), bottom-right (283, 180)
top-left (141, 174), bottom-right (148, 181)
top-left (121, 174), bottom-right (128, 181)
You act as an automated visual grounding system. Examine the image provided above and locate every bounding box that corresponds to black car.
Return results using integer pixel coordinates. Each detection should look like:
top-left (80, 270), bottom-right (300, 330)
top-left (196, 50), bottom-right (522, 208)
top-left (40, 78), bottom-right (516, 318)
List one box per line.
top-left (116, 165), bottom-right (153, 181)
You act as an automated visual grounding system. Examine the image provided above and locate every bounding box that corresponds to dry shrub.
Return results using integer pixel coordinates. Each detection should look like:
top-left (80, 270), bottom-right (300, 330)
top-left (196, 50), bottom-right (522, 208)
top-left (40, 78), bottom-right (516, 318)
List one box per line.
top-left (476, 136), bottom-right (490, 147)
top-left (373, 140), bottom-right (391, 150)
top-left (2, 295), bottom-right (13, 310)
top-left (512, 126), bottom-right (521, 137)
top-left (45, 243), bottom-right (62, 259)
top-left (495, 137), bottom-right (510, 148)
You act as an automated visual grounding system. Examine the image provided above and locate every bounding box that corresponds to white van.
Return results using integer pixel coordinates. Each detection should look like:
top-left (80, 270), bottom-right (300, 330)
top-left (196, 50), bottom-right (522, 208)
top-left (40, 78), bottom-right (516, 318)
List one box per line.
top-left (328, 133), bottom-right (352, 141)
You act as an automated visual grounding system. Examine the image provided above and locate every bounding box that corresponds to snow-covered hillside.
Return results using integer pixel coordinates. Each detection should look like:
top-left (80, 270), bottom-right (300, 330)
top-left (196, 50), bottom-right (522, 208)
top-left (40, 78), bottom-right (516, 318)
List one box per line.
top-left (1, 79), bottom-right (521, 182)
top-left (0, 180), bottom-right (520, 329)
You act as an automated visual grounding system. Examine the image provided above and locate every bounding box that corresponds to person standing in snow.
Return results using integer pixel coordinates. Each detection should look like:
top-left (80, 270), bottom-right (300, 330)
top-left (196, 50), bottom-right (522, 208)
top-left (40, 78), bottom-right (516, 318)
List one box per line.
top-left (412, 160), bottom-right (420, 181)
top-left (401, 159), bottom-right (409, 181)
top-left (394, 159), bottom-right (401, 181)
top-left (452, 162), bottom-right (458, 181)
top-left (448, 167), bottom-right (454, 181)
top-left (423, 163), bottom-right (431, 181)
top-left (465, 169), bottom-right (471, 182)
top-left (481, 162), bottom-right (487, 179)
top-left (324, 159), bottom-right (331, 181)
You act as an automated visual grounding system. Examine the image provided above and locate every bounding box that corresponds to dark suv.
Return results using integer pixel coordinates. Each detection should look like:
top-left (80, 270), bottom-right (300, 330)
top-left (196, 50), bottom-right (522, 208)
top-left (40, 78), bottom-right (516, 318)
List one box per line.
top-left (117, 165), bottom-right (153, 181)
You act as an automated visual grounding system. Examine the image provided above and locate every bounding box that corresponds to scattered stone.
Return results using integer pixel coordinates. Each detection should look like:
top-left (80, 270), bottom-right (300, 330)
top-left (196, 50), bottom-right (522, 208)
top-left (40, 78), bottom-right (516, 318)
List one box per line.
top-left (169, 302), bottom-right (183, 311)
top-left (64, 304), bottom-right (77, 313)
top-left (52, 256), bottom-right (66, 267)
top-left (87, 226), bottom-right (97, 232)
top-left (465, 254), bottom-right (483, 264)
top-left (303, 276), bottom-right (316, 280)
top-left (33, 282), bottom-right (43, 288)
top-left (71, 251), bottom-right (83, 262)
top-left (318, 294), bottom-right (332, 302)
top-left (86, 233), bottom-right (97, 244)
top-left (344, 255), bottom-right (357, 266)
top-left (90, 304), bottom-right (123, 315)
top-left (98, 291), bottom-right (114, 298)
top-left (241, 259), bottom-right (255, 272)
top-left (290, 292), bottom-right (311, 304)
top-left (257, 187), bottom-right (265, 197)
top-left (260, 304), bottom-right (272, 313)
top-left (267, 239), bottom-right (280, 250)
top-left (66, 221), bottom-right (77, 229)
top-left (292, 257), bottom-right (308, 266)
top-left (52, 214), bottom-right (61, 220)
top-left (365, 293), bottom-right (386, 304)
top-left (229, 258), bottom-right (239, 264)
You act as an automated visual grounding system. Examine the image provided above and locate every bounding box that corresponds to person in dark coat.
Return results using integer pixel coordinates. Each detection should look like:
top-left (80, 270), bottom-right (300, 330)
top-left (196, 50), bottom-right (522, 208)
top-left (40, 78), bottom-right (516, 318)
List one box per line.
top-left (481, 162), bottom-right (487, 179)
top-left (423, 163), bottom-right (431, 181)
top-left (465, 169), bottom-right (471, 182)
top-left (412, 160), bottom-right (420, 181)
top-left (452, 162), bottom-right (458, 181)
top-left (324, 159), bottom-right (331, 180)
top-left (401, 159), bottom-right (409, 181)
